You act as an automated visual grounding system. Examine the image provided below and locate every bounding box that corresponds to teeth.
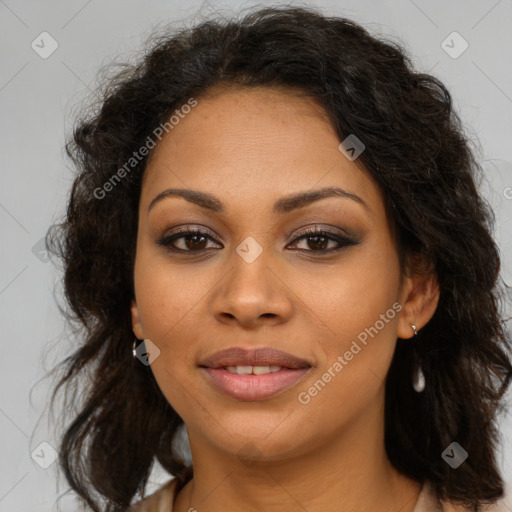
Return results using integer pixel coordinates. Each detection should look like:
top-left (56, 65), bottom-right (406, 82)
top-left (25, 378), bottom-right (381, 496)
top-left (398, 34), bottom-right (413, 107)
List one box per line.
top-left (236, 365), bottom-right (253, 375)
top-left (225, 365), bottom-right (283, 375)
top-left (252, 365), bottom-right (270, 375)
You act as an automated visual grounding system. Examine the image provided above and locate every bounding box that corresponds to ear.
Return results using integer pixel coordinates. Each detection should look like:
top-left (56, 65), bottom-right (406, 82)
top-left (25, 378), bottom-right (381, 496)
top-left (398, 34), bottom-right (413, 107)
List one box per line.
top-left (396, 254), bottom-right (440, 339)
top-left (131, 298), bottom-right (144, 339)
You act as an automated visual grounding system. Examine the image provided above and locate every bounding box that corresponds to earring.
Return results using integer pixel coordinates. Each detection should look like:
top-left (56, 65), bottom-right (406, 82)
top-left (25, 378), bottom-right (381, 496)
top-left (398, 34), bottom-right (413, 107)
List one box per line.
top-left (411, 324), bottom-right (425, 393)
top-left (132, 339), bottom-right (138, 358)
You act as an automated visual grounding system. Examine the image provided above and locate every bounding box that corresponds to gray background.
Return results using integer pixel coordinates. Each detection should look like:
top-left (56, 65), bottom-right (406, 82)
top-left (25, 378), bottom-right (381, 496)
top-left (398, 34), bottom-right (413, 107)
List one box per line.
top-left (1, 0), bottom-right (511, 510)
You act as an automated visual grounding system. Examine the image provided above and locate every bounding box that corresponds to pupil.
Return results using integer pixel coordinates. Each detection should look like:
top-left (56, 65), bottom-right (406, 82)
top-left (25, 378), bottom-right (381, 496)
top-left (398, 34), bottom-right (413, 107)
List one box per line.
top-left (183, 234), bottom-right (330, 251)
top-left (309, 236), bottom-right (327, 250)
top-left (187, 235), bottom-right (206, 250)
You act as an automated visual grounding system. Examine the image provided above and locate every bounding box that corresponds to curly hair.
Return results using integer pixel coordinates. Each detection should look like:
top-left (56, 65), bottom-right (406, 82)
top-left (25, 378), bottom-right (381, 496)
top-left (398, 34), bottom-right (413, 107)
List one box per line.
top-left (46, 5), bottom-right (512, 511)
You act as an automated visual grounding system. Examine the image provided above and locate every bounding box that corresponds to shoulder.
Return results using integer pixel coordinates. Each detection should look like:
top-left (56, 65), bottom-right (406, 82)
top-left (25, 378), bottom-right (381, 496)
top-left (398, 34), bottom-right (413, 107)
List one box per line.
top-left (128, 478), bottom-right (512, 511)
top-left (441, 482), bottom-right (512, 512)
top-left (441, 498), bottom-right (511, 512)
top-left (417, 480), bottom-right (512, 512)
top-left (127, 478), bottom-right (179, 512)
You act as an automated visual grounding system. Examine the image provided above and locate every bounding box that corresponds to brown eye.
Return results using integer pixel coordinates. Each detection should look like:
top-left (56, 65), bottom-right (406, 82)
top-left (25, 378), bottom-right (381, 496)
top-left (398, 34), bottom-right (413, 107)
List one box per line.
top-left (156, 226), bottom-right (358, 255)
top-left (157, 227), bottom-right (222, 252)
top-left (288, 227), bottom-right (357, 253)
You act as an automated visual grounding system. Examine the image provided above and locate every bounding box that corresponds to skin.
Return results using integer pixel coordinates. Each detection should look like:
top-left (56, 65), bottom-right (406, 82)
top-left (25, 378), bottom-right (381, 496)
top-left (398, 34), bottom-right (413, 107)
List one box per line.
top-left (130, 85), bottom-right (440, 512)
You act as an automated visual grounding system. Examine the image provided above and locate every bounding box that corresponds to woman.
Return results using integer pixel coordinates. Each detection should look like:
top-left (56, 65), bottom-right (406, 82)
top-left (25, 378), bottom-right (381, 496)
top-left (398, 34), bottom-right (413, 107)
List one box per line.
top-left (47, 6), bottom-right (512, 512)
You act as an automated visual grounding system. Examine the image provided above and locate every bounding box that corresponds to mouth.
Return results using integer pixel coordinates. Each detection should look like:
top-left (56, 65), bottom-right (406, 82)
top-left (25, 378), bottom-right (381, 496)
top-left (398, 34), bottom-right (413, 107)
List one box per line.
top-left (201, 367), bottom-right (312, 401)
top-left (199, 346), bottom-right (312, 369)
top-left (199, 346), bottom-right (313, 401)
top-left (221, 364), bottom-right (287, 374)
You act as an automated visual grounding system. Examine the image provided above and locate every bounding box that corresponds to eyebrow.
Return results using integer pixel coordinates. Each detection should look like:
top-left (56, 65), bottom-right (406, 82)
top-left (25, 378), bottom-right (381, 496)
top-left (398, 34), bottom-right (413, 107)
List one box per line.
top-left (147, 186), bottom-right (370, 215)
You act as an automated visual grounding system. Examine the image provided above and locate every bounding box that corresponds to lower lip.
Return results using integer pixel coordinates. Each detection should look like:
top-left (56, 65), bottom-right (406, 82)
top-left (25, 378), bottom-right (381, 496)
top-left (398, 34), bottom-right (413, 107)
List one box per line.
top-left (202, 367), bottom-right (311, 401)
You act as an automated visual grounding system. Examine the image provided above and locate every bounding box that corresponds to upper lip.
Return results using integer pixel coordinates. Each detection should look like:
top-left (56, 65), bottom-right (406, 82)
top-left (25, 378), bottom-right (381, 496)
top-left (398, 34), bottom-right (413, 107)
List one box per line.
top-left (199, 347), bottom-right (312, 369)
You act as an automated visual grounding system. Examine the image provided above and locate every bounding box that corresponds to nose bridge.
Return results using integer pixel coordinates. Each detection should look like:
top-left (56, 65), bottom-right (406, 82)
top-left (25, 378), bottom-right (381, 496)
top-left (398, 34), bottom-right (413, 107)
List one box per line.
top-left (212, 234), bottom-right (291, 324)
top-left (228, 235), bottom-right (274, 302)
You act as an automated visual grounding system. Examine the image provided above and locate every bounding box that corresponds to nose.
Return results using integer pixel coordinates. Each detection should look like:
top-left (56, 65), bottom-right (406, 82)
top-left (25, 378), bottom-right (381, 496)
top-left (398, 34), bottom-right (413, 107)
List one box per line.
top-left (211, 244), bottom-right (293, 329)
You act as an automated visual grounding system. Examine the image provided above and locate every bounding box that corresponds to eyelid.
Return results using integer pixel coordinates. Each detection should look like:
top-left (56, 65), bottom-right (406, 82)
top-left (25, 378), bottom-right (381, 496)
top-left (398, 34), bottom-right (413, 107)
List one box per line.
top-left (156, 225), bottom-right (222, 252)
top-left (290, 224), bottom-right (356, 240)
top-left (156, 223), bottom-right (359, 254)
top-left (287, 226), bottom-right (358, 251)
top-left (160, 224), bottom-right (219, 240)
top-left (158, 223), bottom-right (353, 242)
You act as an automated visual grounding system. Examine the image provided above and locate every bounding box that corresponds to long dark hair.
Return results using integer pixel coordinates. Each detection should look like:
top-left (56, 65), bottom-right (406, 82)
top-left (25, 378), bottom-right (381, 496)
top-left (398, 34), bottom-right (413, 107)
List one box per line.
top-left (46, 5), bottom-right (512, 511)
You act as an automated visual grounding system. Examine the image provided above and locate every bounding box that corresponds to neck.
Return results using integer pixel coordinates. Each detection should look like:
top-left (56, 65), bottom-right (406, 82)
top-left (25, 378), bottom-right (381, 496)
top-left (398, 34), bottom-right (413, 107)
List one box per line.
top-left (174, 395), bottom-right (421, 512)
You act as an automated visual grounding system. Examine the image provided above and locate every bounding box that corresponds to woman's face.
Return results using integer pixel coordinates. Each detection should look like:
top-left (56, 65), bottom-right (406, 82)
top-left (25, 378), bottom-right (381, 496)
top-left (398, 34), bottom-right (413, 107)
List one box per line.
top-left (131, 85), bottom-right (435, 463)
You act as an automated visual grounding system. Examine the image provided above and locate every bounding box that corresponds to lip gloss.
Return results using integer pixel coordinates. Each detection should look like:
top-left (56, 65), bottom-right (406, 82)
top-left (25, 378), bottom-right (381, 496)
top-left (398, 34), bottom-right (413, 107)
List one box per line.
top-left (202, 367), bottom-right (311, 400)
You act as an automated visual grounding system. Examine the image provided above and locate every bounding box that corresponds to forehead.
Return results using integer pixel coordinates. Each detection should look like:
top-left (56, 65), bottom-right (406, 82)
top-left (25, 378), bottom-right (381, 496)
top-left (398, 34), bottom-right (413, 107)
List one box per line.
top-left (140, 85), bottom-right (386, 223)
top-left (143, 85), bottom-right (336, 178)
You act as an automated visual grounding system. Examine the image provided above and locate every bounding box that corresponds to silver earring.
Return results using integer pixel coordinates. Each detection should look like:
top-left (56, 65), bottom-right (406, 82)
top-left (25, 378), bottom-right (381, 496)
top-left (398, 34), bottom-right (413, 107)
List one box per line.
top-left (132, 339), bottom-right (138, 358)
top-left (411, 324), bottom-right (425, 393)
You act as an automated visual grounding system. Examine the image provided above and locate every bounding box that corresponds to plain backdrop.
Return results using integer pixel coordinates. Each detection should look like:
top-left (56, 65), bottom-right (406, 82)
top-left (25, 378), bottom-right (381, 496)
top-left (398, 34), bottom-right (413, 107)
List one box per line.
top-left (1, 0), bottom-right (511, 510)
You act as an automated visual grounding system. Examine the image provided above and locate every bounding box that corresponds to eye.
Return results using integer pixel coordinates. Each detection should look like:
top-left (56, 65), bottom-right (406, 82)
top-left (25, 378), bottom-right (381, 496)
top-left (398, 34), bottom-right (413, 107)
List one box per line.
top-left (156, 226), bottom-right (222, 252)
top-left (156, 225), bottom-right (357, 254)
top-left (287, 227), bottom-right (357, 253)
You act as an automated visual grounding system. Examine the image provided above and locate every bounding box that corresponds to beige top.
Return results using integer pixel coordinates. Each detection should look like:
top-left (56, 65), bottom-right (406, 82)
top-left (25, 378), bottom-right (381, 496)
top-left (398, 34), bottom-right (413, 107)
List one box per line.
top-left (128, 478), bottom-right (511, 511)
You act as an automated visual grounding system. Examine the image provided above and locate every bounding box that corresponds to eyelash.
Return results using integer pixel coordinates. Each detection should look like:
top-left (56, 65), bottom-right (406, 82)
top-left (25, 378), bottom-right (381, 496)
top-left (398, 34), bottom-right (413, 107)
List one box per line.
top-left (156, 226), bottom-right (357, 255)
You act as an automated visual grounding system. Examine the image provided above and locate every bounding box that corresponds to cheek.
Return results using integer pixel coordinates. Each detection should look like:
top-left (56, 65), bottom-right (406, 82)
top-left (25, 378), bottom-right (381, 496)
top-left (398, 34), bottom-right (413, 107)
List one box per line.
top-left (306, 233), bottom-right (402, 392)
top-left (307, 231), bottom-right (401, 341)
top-left (132, 247), bottom-right (211, 385)
top-left (133, 245), bottom-right (200, 341)
top-left (133, 255), bottom-right (198, 411)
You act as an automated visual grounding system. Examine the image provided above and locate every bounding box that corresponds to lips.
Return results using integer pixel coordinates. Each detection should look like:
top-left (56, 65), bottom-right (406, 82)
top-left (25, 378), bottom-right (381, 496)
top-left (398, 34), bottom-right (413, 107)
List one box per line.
top-left (203, 367), bottom-right (311, 401)
top-left (199, 346), bottom-right (313, 401)
top-left (199, 346), bottom-right (312, 370)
